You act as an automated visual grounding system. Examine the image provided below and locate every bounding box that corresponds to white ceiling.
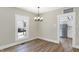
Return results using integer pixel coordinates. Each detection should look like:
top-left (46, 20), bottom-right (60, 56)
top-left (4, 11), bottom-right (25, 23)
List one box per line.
top-left (19, 7), bottom-right (61, 14)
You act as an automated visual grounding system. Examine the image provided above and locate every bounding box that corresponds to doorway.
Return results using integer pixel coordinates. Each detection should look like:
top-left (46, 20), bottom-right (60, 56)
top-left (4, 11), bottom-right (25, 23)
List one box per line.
top-left (15, 14), bottom-right (29, 40)
top-left (57, 12), bottom-right (76, 51)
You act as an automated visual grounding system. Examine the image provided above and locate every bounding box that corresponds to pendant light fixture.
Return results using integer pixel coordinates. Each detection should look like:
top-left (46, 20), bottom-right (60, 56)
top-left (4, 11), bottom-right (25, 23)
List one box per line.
top-left (34, 7), bottom-right (43, 21)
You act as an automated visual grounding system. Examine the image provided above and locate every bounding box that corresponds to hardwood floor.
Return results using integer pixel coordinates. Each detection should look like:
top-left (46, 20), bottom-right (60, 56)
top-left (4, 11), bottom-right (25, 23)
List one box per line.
top-left (0, 39), bottom-right (79, 52)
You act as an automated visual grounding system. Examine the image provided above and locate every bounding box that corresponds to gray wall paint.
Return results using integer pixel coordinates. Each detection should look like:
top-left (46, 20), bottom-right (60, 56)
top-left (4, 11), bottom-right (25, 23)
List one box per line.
top-left (38, 7), bottom-right (79, 47)
top-left (38, 8), bottom-right (63, 42)
top-left (0, 7), bottom-right (79, 48)
top-left (74, 7), bottom-right (79, 46)
top-left (0, 7), bottom-right (37, 46)
top-left (0, 8), bottom-right (14, 46)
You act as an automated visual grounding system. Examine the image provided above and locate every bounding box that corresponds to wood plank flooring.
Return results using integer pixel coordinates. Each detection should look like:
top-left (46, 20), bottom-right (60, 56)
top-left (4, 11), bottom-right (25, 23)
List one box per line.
top-left (0, 39), bottom-right (79, 52)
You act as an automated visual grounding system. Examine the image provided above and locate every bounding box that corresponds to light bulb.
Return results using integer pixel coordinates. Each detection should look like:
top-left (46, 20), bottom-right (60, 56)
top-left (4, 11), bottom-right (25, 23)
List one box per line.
top-left (38, 17), bottom-right (40, 19)
top-left (41, 17), bottom-right (43, 19)
top-left (34, 17), bottom-right (37, 19)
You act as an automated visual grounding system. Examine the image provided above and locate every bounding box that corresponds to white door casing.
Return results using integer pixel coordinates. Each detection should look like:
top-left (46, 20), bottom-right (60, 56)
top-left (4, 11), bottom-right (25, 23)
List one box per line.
top-left (57, 12), bottom-right (76, 46)
top-left (15, 14), bottom-right (29, 40)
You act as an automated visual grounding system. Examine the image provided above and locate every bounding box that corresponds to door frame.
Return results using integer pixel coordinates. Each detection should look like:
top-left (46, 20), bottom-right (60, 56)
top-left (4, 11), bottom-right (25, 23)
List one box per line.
top-left (15, 14), bottom-right (29, 41)
top-left (57, 12), bottom-right (76, 46)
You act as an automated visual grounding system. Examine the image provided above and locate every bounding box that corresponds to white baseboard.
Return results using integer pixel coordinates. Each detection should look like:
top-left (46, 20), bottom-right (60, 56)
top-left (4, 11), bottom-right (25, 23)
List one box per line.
top-left (0, 37), bottom-right (37, 50)
top-left (38, 37), bottom-right (79, 49)
top-left (38, 37), bottom-right (59, 44)
top-left (0, 36), bottom-right (79, 50)
top-left (73, 45), bottom-right (79, 49)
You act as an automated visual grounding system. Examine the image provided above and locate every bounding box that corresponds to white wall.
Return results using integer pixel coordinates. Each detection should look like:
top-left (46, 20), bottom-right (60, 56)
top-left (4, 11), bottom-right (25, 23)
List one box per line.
top-left (0, 7), bottom-right (37, 47)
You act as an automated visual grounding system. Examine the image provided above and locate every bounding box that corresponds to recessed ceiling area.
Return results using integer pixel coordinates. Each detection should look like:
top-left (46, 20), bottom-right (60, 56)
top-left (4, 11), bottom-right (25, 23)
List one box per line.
top-left (19, 7), bottom-right (61, 14)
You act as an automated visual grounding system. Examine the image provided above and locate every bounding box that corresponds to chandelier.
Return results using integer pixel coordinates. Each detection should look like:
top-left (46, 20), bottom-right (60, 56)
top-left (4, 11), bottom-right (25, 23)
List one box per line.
top-left (34, 7), bottom-right (43, 21)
